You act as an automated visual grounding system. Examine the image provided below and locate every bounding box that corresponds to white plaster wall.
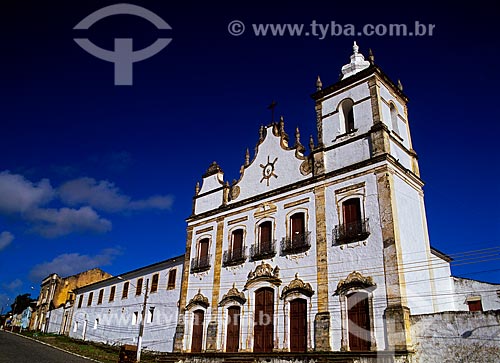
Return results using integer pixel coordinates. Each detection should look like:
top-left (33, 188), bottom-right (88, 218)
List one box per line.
top-left (325, 172), bottom-right (388, 350)
top-left (452, 277), bottom-right (500, 312)
top-left (411, 311), bottom-right (500, 363)
top-left (392, 174), bottom-right (435, 315)
top-left (70, 260), bottom-right (183, 352)
top-left (389, 140), bottom-right (412, 171)
top-left (46, 306), bottom-right (64, 333)
top-left (324, 137), bottom-right (371, 172)
top-left (429, 253), bottom-right (456, 312)
top-left (228, 126), bottom-right (308, 203)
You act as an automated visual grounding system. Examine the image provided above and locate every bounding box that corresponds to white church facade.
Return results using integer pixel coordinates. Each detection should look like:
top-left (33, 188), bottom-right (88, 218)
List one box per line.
top-left (172, 43), bottom-right (500, 361)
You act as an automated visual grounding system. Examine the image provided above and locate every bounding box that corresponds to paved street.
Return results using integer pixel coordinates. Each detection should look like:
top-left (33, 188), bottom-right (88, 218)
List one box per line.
top-left (0, 331), bottom-right (95, 363)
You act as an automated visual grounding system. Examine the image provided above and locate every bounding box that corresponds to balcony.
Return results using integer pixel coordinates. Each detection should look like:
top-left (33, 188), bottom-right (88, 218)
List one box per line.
top-left (190, 254), bottom-right (211, 273)
top-left (222, 247), bottom-right (247, 267)
top-left (333, 219), bottom-right (370, 245)
top-left (250, 240), bottom-right (277, 261)
top-left (281, 231), bottom-right (311, 255)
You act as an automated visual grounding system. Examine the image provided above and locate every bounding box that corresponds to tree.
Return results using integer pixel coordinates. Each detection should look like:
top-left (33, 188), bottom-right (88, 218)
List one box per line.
top-left (10, 294), bottom-right (35, 315)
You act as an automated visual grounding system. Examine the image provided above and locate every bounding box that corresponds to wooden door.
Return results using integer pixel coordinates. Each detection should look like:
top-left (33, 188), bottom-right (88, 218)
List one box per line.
top-left (191, 310), bottom-right (204, 353)
top-left (226, 306), bottom-right (241, 352)
top-left (291, 213), bottom-right (305, 247)
top-left (259, 222), bottom-right (272, 252)
top-left (343, 199), bottom-right (361, 236)
top-left (290, 298), bottom-right (307, 352)
top-left (232, 230), bottom-right (243, 260)
top-left (348, 293), bottom-right (371, 351)
top-left (254, 288), bottom-right (274, 352)
top-left (199, 239), bottom-right (209, 266)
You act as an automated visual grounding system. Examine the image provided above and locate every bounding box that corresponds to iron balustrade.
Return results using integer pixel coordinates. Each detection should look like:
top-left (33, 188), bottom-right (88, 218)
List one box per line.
top-left (333, 219), bottom-right (370, 244)
top-left (222, 247), bottom-right (248, 267)
top-left (250, 240), bottom-right (277, 261)
top-left (190, 254), bottom-right (212, 273)
top-left (281, 231), bottom-right (312, 255)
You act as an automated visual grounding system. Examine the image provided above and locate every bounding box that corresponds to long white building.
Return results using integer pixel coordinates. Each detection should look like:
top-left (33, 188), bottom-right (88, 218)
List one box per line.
top-left (71, 255), bottom-right (183, 353)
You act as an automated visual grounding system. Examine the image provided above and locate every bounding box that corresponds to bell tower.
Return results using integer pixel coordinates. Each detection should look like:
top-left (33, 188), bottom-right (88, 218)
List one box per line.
top-left (311, 43), bottom-right (437, 351)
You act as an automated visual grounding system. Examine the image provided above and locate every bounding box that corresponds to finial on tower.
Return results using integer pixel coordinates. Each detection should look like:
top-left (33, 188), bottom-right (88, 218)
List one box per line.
top-left (316, 75), bottom-right (323, 91)
top-left (341, 41), bottom-right (370, 80)
top-left (309, 135), bottom-right (315, 151)
top-left (195, 181), bottom-right (200, 195)
top-left (397, 79), bottom-right (404, 91)
top-left (368, 48), bottom-right (375, 64)
top-left (245, 148), bottom-right (250, 166)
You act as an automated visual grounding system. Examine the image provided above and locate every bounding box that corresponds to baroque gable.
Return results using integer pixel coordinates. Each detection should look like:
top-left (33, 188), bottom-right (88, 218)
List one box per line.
top-left (228, 119), bottom-right (309, 203)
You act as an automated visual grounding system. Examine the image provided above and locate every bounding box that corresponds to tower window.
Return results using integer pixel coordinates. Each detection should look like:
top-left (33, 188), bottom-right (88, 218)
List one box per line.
top-left (333, 197), bottom-right (370, 244)
top-left (390, 103), bottom-right (400, 135)
top-left (191, 238), bottom-right (211, 273)
top-left (340, 99), bottom-right (355, 133)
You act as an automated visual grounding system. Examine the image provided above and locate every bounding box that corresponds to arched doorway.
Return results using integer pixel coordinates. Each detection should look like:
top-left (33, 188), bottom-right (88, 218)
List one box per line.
top-left (226, 306), bottom-right (241, 352)
top-left (289, 298), bottom-right (307, 352)
top-left (254, 287), bottom-right (274, 352)
top-left (191, 309), bottom-right (204, 353)
top-left (347, 292), bottom-right (371, 351)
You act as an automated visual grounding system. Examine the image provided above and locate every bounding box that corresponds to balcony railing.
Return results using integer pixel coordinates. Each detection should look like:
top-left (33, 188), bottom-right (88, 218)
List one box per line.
top-left (281, 231), bottom-right (311, 255)
top-left (222, 247), bottom-right (247, 267)
top-left (190, 254), bottom-right (212, 273)
top-left (250, 240), bottom-right (277, 261)
top-left (333, 219), bottom-right (370, 244)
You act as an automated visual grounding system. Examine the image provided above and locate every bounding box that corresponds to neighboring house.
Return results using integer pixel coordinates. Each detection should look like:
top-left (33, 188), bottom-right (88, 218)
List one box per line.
top-left (70, 255), bottom-right (183, 353)
top-left (20, 306), bottom-right (33, 330)
top-left (171, 42), bottom-right (500, 363)
top-left (30, 268), bottom-right (112, 332)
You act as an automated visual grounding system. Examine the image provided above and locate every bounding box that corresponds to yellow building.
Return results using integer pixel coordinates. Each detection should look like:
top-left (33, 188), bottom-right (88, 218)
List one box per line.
top-left (30, 268), bottom-right (111, 332)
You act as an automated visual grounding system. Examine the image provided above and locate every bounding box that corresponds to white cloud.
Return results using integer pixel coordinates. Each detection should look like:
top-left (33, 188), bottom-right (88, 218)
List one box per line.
top-left (0, 171), bottom-right (112, 238)
top-left (0, 171), bottom-right (54, 214)
top-left (29, 248), bottom-right (121, 281)
top-left (59, 177), bottom-right (173, 212)
top-left (2, 278), bottom-right (22, 291)
top-left (28, 206), bottom-right (112, 238)
top-left (0, 231), bottom-right (14, 251)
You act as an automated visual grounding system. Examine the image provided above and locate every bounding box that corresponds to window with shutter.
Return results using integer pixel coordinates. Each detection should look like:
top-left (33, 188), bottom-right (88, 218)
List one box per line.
top-left (167, 269), bottom-right (177, 290)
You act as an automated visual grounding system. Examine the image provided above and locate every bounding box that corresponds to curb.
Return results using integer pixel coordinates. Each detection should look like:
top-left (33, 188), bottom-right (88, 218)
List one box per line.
top-left (4, 330), bottom-right (104, 363)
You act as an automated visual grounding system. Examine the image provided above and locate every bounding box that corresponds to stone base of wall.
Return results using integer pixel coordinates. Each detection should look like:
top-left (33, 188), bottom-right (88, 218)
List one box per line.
top-left (314, 312), bottom-right (331, 351)
top-left (205, 321), bottom-right (218, 352)
top-left (173, 323), bottom-right (185, 352)
top-left (154, 351), bottom-right (412, 363)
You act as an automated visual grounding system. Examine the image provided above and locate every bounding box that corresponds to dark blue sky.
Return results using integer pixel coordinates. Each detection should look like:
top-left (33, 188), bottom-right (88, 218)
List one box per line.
top-left (1, 0), bottom-right (499, 307)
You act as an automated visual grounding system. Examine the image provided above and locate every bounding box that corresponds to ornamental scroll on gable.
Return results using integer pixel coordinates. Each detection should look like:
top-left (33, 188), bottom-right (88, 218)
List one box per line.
top-left (186, 289), bottom-right (209, 310)
top-left (335, 271), bottom-right (376, 296)
top-left (244, 261), bottom-right (281, 290)
top-left (219, 283), bottom-right (246, 306)
top-left (281, 273), bottom-right (315, 299)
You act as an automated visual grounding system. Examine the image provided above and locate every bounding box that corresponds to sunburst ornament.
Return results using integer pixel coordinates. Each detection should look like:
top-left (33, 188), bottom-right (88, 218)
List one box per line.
top-left (260, 156), bottom-right (278, 186)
